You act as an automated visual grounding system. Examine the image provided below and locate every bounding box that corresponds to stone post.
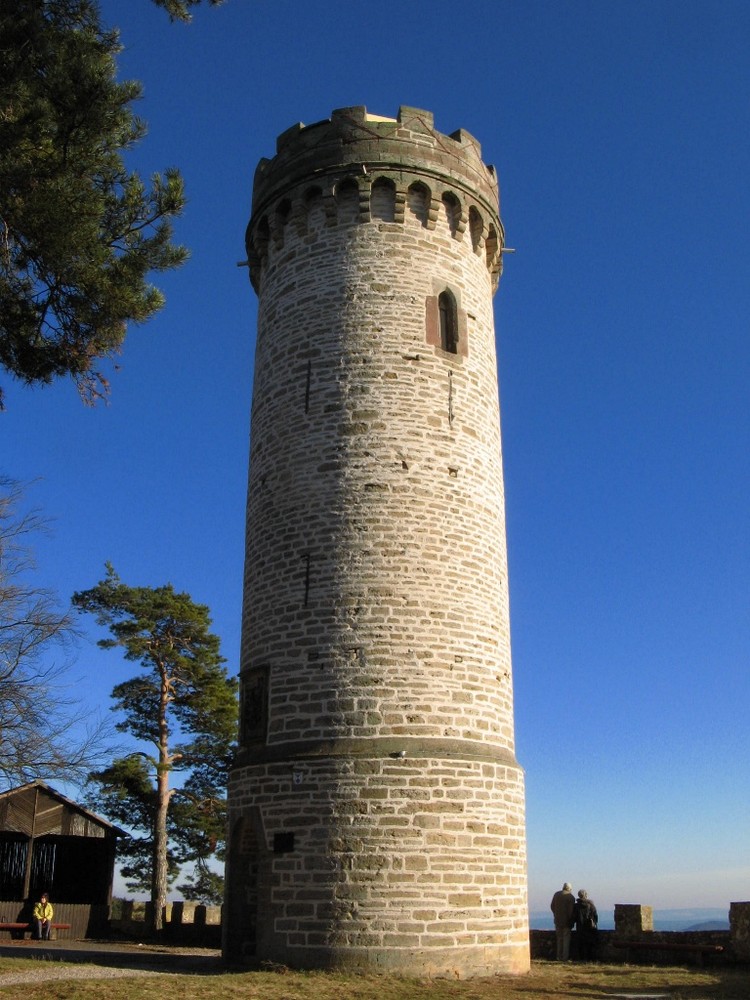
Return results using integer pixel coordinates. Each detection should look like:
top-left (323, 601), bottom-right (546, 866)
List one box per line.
top-left (614, 904), bottom-right (653, 937)
top-left (729, 901), bottom-right (750, 959)
top-left (171, 901), bottom-right (197, 925)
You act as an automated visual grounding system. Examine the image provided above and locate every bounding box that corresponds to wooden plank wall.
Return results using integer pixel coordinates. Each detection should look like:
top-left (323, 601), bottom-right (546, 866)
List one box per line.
top-left (0, 900), bottom-right (110, 939)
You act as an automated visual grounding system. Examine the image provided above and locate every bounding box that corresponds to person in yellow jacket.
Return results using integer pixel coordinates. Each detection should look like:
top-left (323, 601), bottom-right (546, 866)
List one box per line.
top-left (33, 891), bottom-right (53, 940)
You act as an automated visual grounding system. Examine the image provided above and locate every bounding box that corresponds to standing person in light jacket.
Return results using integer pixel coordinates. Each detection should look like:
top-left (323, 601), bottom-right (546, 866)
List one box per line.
top-left (550, 881), bottom-right (576, 960)
top-left (33, 891), bottom-right (54, 940)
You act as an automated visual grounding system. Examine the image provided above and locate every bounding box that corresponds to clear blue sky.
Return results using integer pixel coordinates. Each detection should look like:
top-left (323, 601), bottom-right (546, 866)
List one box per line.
top-left (2, 0), bottom-right (748, 918)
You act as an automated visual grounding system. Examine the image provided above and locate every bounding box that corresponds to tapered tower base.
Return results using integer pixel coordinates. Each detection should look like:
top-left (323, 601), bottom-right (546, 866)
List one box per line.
top-left (227, 751), bottom-right (528, 976)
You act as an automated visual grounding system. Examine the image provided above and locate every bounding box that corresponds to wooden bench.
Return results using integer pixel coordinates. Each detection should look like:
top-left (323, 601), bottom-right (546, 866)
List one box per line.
top-left (0, 922), bottom-right (72, 939)
top-left (612, 939), bottom-right (724, 966)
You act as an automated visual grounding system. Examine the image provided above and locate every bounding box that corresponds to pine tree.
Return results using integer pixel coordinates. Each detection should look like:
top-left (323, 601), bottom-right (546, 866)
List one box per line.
top-left (0, 0), bottom-right (188, 407)
top-left (73, 565), bottom-right (237, 930)
top-left (151, 0), bottom-right (225, 22)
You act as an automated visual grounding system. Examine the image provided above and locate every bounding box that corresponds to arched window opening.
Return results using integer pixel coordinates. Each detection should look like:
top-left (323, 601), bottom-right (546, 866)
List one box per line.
top-left (371, 177), bottom-right (396, 222)
top-left (485, 223), bottom-right (499, 271)
top-left (304, 187), bottom-right (325, 233)
top-left (407, 182), bottom-right (430, 227)
top-left (275, 199), bottom-right (291, 227)
top-left (255, 216), bottom-right (270, 258)
top-left (439, 290), bottom-right (458, 354)
top-left (274, 199), bottom-right (292, 245)
top-left (469, 206), bottom-right (484, 253)
top-left (227, 816), bottom-right (260, 960)
top-left (335, 178), bottom-right (360, 225)
top-left (442, 192), bottom-right (461, 238)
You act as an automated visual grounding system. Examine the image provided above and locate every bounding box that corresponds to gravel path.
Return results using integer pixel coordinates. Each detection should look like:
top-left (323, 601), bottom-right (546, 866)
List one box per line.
top-left (0, 963), bottom-right (165, 985)
top-left (0, 942), bottom-right (222, 987)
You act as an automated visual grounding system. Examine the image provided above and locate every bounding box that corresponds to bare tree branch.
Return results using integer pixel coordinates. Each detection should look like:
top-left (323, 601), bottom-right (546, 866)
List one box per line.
top-left (0, 478), bottom-right (115, 787)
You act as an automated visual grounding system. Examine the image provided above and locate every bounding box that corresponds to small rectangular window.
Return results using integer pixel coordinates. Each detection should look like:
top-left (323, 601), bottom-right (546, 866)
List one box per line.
top-left (273, 832), bottom-right (295, 854)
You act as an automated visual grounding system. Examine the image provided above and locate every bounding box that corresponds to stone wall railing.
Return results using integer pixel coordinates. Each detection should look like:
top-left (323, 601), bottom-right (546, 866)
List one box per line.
top-left (110, 900), bottom-right (222, 946)
top-left (531, 901), bottom-right (750, 966)
top-left (109, 898), bottom-right (750, 963)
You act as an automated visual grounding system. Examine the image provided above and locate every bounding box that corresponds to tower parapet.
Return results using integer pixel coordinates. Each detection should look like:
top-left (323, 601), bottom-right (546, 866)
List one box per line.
top-left (246, 105), bottom-right (504, 294)
top-left (227, 107), bottom-right (529, 977)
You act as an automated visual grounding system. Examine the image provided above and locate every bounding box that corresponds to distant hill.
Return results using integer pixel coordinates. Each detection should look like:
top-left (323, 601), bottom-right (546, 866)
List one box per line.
top-left (529, 908), bottom-right (729, 932)
top-left (530, 911), bottom-right (613, 931)
top-left (651, 909), bottom-right (729, 931)
top-left (683, 920), bottom-right (730, 932)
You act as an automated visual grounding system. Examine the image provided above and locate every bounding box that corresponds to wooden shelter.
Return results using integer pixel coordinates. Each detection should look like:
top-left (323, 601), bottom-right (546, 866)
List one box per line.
top-left (0, 781), bottom-right (123, 938)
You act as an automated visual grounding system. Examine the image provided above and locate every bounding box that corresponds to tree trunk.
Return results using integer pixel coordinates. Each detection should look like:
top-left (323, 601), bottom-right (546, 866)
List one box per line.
top-left (150, 665), bottom-right (172, 934)
top-left (151, 763), bottom-right (170, 932)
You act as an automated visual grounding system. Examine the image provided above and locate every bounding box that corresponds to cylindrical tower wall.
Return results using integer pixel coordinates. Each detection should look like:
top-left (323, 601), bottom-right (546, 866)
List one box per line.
top-left (226, 106), bottom-right (528, 976)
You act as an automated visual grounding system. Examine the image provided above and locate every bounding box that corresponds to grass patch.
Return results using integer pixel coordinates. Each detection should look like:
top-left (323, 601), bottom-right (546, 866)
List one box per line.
top-left (0, 960), bottom-right (747, 1000)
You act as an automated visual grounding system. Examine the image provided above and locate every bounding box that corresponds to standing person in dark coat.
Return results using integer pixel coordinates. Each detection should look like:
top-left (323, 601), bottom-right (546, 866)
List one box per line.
top-left (550, 882), bottom-right (576, 960)
top-left (574, 889), bottom-right (599, 961)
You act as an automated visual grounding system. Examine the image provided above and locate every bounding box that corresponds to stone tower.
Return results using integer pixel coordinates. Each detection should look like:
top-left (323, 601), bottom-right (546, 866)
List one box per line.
top-left (226, 106), bottom-right (529, 976)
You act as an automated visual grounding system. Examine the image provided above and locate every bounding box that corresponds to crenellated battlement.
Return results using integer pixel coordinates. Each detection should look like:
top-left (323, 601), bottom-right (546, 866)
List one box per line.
top-left (246, 106), bottom-right (504, 294)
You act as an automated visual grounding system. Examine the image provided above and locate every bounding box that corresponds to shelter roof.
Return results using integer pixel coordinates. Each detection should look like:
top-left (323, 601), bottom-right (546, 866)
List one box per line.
top-left (0, 780), bottom-right (125, 838)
